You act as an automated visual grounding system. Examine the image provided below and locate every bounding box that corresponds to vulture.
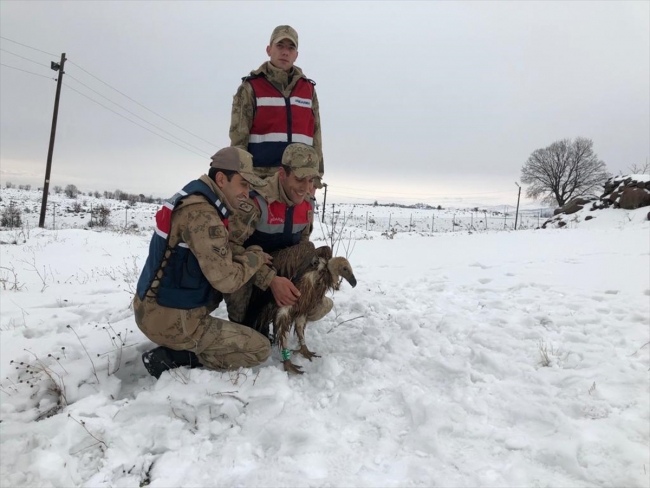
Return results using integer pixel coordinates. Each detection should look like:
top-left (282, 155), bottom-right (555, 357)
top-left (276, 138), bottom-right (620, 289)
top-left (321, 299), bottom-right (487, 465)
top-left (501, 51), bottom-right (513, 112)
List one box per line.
top-left (244, 241), bottom-right (357, 375)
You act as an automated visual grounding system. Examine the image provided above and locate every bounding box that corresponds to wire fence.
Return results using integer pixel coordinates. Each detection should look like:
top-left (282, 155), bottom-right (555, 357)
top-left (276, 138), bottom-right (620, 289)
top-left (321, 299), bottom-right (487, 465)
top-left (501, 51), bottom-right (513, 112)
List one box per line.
top-left (316, 204), bottom-right (549, 235)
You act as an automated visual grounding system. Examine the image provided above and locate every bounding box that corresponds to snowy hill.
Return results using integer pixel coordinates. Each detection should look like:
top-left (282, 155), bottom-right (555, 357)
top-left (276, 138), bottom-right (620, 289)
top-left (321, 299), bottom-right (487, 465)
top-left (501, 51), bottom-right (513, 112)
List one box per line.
top-left (0, 187), bottom-right (649, 487)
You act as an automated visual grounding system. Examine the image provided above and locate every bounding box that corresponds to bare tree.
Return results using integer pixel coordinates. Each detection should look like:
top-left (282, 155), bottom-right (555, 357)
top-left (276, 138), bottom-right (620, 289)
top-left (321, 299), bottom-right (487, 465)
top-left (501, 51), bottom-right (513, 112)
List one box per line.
top-left (628, 159), bottom-right (650, 175)
top-left (64, 184), bottom-right (80, 199)
top-left (521, 137), bottom-right (609, 207)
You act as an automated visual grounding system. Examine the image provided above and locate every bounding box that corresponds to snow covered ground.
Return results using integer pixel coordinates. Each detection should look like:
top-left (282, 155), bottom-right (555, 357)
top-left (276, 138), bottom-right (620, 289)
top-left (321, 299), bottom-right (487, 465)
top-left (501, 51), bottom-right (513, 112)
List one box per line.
top-left (0, 188), bottom-right (649, 487)
top-left (0, 186), bottom-right (549, 236)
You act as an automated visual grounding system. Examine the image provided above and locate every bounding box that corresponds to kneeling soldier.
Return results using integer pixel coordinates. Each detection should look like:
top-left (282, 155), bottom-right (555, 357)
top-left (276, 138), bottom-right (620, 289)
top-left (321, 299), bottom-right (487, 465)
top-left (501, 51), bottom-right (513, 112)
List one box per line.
top-left (133, 147), bottom-right (275, 378)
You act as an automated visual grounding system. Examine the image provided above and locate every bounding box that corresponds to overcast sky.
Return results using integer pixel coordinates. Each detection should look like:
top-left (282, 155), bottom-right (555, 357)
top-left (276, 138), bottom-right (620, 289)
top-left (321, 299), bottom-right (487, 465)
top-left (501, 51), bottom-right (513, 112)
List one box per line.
top-left (1, 1), bottom-right (648, 206)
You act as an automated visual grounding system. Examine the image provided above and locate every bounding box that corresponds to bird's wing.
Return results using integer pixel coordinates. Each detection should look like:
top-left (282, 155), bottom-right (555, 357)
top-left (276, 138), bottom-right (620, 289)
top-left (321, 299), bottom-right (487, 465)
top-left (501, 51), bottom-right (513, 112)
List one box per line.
top-left (245, 241), bottom-right (321, 335)
top-left (314, 245), bottom-right (332, 262)
top-left (272, 240), bottom-right (319, 283)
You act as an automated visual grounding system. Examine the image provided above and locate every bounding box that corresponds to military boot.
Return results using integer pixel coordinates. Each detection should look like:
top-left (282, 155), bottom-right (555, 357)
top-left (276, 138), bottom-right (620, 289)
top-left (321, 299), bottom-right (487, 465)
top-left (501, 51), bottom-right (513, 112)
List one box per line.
top-left (142, 346), bottom-right (203, 379)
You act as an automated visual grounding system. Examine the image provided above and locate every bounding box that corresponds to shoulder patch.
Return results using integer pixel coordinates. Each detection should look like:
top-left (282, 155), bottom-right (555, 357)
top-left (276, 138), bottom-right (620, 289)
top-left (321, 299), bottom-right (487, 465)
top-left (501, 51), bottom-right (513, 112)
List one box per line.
top-left (212, 245), bottom-right (229, 258)
top-left (238, 201), bottom-right (254, 213)
top-left (208, 225), bottom-right (228, 239)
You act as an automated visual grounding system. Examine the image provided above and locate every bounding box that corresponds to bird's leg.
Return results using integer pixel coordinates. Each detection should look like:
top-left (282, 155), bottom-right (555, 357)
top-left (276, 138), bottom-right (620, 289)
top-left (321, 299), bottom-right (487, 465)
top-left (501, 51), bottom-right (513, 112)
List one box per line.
top-left (276, 312), bottom-right (303, 375)
top-left (293, 316), bottom-right (320, 361)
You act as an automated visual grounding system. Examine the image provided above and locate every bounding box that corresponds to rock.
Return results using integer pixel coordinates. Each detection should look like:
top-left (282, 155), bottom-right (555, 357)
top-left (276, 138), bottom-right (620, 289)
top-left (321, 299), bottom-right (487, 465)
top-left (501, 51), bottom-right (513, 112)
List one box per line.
top-left (557, 221), bottom-right (567, 228)
top-left (585, 215), bottom-right (594, 221)
top-left (608, 191), bottom-right (620, 203)
top-left (619, 187), bottom-right (650, 210)
top-left (572, 197), bottom-right (593, 206)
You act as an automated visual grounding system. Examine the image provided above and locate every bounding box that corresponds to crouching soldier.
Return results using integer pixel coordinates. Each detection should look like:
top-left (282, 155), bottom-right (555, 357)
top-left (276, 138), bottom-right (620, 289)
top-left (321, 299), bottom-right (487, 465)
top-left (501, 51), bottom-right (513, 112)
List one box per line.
top-left (225, 143), bottom-right (333, 339)
top-left (133, 147), bottom-right (275, 378)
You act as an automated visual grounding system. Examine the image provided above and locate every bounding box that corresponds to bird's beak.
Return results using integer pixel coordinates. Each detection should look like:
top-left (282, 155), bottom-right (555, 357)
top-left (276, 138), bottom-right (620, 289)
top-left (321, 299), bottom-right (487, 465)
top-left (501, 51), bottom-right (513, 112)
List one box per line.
top-left (346, 275), bottom-right (357, 288)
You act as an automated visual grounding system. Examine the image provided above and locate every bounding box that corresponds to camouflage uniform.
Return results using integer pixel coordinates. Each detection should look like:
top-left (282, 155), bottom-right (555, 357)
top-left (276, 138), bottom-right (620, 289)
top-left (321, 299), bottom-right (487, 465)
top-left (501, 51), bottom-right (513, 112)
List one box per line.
top-left (133, 174), bottom-right (272, 370)
top-left (229, 61), bottom-right (324, 185)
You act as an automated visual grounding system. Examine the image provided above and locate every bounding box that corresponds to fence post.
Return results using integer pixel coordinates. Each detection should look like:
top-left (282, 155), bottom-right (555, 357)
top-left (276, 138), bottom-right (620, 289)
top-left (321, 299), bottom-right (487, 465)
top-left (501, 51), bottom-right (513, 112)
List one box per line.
top-left (388, 213), bottom-right (391, 230)
top-left (409, 214), bottom-right (412, 230)
top-left (432, 213), bottom-right (434, 232)
top-left (484, 210), bottom-right (488, 230)
top-left (365, 212), bottom-right (368, 231)
top-left (52, 202), bottom-right (56, 229)
top-left (503, 206), bottom-right (507, 229)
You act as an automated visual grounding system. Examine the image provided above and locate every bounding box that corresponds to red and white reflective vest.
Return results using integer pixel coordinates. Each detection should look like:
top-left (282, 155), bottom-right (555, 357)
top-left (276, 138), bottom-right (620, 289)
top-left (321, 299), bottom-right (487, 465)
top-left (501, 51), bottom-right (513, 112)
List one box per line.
top-left (246, 76), bottom-right (316, 169)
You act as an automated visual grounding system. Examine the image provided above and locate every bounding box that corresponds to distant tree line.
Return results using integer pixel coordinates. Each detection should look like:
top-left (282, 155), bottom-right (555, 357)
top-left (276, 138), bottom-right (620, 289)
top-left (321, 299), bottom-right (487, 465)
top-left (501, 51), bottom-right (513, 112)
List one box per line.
top-left (3, 181), bottom-right (164, 205)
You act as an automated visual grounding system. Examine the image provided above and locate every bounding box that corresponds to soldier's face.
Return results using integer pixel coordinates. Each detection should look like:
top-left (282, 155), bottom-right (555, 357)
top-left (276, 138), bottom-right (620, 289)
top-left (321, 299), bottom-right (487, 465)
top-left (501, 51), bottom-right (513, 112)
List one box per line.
top-left (266, 39), bottom-right (298, 72)
top-left (217, 173), bottom-right (250, 208)
top-left (280, 168), bottom-right (313, 205)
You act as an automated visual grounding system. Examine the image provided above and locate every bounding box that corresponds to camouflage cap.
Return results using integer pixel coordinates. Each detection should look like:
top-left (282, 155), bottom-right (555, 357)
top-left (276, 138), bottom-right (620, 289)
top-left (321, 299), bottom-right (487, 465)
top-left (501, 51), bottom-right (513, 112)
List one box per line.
top-left (210, 147), bottom-right (266, 187)
top-left (281, 143), bottom-right (319, 179)
top-left (270, 25), bottom-right (298, 48)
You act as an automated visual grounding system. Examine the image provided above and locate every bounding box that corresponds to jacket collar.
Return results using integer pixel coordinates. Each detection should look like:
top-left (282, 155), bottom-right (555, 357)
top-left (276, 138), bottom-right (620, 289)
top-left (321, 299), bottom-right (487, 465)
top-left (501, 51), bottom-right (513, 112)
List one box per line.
top-left (255, 172), bottom-right (294, 207)
top-left (250, 62), bottom-right (305, 92)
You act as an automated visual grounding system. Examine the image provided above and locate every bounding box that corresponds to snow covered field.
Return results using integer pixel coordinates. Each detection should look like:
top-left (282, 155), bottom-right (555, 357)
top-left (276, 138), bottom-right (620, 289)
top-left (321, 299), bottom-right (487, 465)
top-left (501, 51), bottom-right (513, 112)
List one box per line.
top-left (0, 189), bottom-right (649, 487)
top-left (0, 187), bottom-right (549, 236)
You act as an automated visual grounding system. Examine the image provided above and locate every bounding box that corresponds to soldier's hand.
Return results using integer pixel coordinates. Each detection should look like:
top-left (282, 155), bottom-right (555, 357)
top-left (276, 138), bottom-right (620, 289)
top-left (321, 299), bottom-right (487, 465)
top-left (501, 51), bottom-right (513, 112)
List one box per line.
top-left (262, 253), bottom-right (273, 266)
top-left (269, 276), bottom-right (301, 307)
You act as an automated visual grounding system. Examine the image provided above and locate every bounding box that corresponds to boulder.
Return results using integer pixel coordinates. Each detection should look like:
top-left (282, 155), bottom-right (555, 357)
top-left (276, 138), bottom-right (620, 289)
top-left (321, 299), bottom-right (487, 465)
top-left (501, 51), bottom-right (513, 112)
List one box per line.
top-left (585, 215), bottom-right (594, 221)
top-left (619, 187), bottom-right (650, 210)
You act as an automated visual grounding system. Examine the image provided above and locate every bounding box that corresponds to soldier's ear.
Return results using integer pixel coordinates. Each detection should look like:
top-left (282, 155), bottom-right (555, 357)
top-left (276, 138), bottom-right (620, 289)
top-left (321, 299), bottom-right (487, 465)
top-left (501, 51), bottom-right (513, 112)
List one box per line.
top-left (214, 171), bottom-right (226, 189)
top-left (266, 45), bottom-right (271, 57)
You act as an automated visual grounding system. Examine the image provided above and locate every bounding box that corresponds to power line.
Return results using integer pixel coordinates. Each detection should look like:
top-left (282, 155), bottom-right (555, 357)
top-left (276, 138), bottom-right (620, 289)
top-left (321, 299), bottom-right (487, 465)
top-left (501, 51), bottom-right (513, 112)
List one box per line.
top-left (0, 63), bottom-right (56, 80)
top-left (63, 82), bottom-right (209, 159)
top-left (0, 36), bottom-right (58, 57)
top-left (0, 48), bottom-right (51, 69)
top-left (66, 73), bottom-right (211, 156)
top-left (67, 60), bottom-right (217, 148)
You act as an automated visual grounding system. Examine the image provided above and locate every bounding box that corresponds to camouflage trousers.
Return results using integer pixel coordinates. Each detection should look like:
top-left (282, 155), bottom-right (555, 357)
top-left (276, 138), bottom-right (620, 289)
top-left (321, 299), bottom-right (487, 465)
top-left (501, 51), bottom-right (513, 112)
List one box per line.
top-left (133, 295), bottom-right (270, 371)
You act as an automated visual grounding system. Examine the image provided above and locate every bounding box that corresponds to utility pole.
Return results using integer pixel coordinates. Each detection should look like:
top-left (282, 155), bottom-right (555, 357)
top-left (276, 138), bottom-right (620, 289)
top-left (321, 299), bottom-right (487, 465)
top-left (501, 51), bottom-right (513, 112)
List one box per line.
top-left (39, 53), bottom-right (67, 228)
top-left (321, 183), bottom-right (328, 223)
top-left (514, 182), bottom-right (522, 230)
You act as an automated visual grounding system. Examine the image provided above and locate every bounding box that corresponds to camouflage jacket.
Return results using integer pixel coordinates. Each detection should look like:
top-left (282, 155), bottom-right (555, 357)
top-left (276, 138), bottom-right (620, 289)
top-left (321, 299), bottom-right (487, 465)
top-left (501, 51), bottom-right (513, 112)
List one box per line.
top-left (229, 62), bottom-right (324, 180)
top-left (159, 175), bottom-right (271, 295)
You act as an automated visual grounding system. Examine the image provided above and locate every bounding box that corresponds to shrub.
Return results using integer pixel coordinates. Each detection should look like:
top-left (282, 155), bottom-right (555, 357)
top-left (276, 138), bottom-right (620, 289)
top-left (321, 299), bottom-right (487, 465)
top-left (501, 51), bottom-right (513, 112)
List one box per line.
top-left (89, 204), bottom-right (111, 227)
top-left (1, 202), bottom-right (23, 228)
top-left (64, 184), bottom-right (80, 199)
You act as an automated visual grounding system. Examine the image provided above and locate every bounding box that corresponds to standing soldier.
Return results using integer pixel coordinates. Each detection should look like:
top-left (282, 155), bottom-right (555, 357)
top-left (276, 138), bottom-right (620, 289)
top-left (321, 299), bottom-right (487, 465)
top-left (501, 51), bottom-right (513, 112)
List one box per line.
top-left (229, 25), bottom-right (325, 192)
